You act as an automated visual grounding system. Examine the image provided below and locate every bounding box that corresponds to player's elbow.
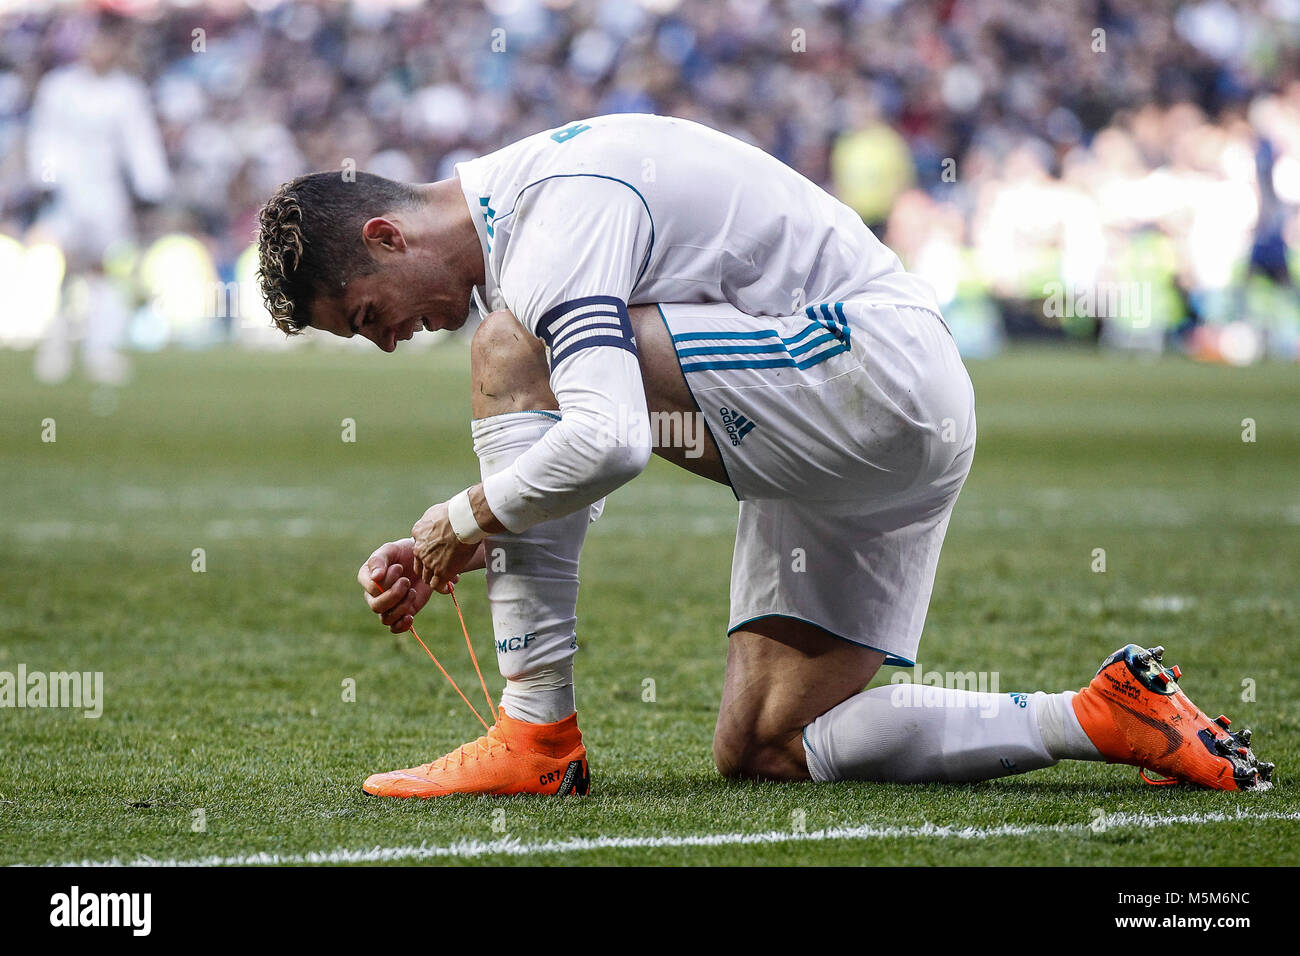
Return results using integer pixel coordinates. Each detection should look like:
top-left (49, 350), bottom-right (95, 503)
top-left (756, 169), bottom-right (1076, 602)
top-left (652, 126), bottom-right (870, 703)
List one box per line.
top-left (557, 407), bottom-right (652, 501)
top-left (593, 434), bottom-right (652, 487)
top-left (580, 404), bottom-right (653, 485)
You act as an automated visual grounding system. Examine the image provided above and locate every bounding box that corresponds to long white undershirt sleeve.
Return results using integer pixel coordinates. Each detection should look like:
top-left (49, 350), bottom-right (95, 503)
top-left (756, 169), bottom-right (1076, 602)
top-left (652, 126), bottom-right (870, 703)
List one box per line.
top-left (480, 177), bottom-right (655, 533)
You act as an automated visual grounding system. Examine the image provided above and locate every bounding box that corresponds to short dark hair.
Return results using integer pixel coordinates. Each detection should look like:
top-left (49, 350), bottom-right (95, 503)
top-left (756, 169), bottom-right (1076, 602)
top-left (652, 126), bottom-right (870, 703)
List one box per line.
top-left (256, 171), bottom-right (422, 334)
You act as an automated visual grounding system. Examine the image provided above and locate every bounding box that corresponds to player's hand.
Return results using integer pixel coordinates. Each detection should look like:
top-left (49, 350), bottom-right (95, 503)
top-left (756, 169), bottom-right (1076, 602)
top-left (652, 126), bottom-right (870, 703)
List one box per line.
top-left (410, 502), bottom-right (480, 593)
top-left (357, 538), bottom-right (435, 634)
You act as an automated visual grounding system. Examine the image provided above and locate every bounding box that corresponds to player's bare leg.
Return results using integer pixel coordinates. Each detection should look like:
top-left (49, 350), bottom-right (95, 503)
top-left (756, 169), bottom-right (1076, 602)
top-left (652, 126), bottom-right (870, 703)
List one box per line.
top-left (470, 310), bottom-right (558, 416)
top-left (713, 619), bottom-right (885, 780)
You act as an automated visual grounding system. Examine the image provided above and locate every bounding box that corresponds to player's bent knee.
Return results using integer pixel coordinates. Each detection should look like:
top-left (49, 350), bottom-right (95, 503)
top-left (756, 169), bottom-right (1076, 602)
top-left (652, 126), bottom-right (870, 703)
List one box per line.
top-left (470, 310), bottom-right (556, 417)
top-left (470, 310), bottom-right (542, 370)
top-left (712, 728), bottom-right (808, 782)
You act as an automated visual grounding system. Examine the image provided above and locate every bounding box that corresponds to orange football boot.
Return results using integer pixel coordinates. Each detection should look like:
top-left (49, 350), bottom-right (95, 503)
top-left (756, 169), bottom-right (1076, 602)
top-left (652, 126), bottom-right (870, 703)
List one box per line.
top-left (362, 707), bottom-right (590, 798)
top-left (1072, 644), bottom-right (1273, 791)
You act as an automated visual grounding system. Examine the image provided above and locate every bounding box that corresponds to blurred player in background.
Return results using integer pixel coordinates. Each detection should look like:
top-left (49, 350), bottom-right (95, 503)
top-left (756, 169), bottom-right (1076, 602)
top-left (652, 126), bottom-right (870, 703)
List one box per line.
top-left (25, 14), bottom-right (170, 385)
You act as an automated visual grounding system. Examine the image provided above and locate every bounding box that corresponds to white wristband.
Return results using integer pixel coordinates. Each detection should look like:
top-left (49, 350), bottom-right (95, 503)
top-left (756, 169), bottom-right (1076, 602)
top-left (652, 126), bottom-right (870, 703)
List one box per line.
top-left (447, 489), bottom-right (485, 544)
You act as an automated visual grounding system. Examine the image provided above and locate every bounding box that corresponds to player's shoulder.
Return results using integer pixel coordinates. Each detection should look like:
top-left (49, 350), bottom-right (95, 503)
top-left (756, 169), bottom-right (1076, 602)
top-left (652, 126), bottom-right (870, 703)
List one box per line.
top-left (542, 113), bottom-right (727, 157)
top-left (473, 113), bottom-right (707, 179)
top-left (468, 117), bottom-right (668, 218)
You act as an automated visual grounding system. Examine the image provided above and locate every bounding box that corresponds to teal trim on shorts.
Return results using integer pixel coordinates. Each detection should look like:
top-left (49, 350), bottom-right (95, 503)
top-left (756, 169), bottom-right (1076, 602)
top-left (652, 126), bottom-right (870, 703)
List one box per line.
top-left (654, 304), bottom-right (740, 500)
top-left (727, 613), bottom-right (916, 668)
top-left (801, 726), bottom-right (819, 759)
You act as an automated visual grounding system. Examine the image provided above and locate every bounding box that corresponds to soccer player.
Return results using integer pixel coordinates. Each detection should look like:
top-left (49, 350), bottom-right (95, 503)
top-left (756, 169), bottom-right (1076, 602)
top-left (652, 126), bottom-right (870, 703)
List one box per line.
top-left (256, 114), bottom-right (1271, 796)
top-left (26, 16), bottom-right (170, 385)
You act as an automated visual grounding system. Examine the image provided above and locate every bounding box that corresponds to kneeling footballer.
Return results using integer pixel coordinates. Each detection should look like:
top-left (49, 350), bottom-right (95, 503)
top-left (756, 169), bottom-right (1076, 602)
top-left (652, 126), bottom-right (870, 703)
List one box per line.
top-left (256, 114), bottom-right (1271, 796)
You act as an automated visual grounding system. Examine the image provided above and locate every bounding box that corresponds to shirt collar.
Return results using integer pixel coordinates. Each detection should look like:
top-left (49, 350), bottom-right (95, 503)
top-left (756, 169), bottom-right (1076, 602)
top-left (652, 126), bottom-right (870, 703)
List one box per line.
top-left (453, 163), bottom-right (496, 315)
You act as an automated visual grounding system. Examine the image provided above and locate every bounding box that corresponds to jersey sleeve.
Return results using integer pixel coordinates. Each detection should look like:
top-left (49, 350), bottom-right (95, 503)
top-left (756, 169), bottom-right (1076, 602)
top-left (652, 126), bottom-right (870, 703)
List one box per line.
top-left (482, 175), bottom-right (655, 532)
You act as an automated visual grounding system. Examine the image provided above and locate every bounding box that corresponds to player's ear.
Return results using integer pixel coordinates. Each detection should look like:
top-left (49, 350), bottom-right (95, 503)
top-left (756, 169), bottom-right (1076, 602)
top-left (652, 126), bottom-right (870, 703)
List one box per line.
top-left (361, 217), bottom-right (407, 254)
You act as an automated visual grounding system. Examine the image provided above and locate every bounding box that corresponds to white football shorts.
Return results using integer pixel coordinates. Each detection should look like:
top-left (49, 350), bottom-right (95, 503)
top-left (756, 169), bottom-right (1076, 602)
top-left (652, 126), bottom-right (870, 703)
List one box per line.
top-left (655, 299), bottom-right (975, 666)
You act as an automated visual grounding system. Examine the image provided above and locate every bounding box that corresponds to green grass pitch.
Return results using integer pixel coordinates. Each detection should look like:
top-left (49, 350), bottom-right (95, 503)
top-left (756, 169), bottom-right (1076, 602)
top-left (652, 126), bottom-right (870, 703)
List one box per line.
top-left (1, 341), bottom-right (1297, 866)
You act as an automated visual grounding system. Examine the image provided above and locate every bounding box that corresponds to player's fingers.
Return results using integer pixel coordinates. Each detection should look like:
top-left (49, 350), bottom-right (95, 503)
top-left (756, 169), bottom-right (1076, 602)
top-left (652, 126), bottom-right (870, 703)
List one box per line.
top-left (380, 588), bottom-right (420, 626)
top-left (358, 561), bottom-right (384, 596)
top-left (405, 582), bottom-right (433, 616)
top-left (371, 577), bottom-right (410, 613)
top-left (359, 547), bottom-right (397, 596)
top-left (381, 601), bottom-right (410, 627)
top-left (389, 614), bottom-right (414, 634)
top-left (365, 576), bottom-right (410, 613)
top-left (417, 560), bottom-right (438, 587)
top-left (374, 562), bottom-right (403, 599)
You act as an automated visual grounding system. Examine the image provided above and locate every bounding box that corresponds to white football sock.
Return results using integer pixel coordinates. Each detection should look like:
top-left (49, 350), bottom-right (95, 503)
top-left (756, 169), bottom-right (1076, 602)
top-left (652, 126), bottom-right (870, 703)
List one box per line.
top-left (802, 685), bottom-right (1079, 783)
top-left (1033, 690), bottom-right (1103, 761)
top-left (499, 660), bottom-right (576, 725)
top-left (473, 412), bottom-right (590, 724)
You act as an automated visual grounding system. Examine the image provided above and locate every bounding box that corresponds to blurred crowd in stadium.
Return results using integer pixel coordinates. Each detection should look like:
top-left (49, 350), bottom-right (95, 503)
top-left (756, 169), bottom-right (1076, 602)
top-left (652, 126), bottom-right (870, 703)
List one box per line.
top-left (2, 0), bottom-right (1300, 380)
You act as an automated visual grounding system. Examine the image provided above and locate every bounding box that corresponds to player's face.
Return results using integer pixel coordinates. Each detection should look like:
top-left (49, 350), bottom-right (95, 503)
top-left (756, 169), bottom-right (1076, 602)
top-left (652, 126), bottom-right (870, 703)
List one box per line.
top-left (313, 258), bottom-right (471, 352)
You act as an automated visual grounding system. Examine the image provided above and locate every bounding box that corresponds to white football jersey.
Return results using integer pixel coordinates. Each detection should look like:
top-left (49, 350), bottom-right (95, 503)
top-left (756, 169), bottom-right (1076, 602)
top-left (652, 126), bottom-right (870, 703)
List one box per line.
top-left (456, 113), bottom-right (937, 338)
top-left (454, 114), bottom-right (940, 533)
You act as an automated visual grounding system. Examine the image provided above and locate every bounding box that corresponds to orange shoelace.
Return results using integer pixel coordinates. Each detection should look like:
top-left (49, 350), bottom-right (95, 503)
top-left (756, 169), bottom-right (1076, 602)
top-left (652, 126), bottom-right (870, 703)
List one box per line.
top-left (425, 723), bottom-right (510, 773)
top-left (406, 585), bottom-right (498, 734)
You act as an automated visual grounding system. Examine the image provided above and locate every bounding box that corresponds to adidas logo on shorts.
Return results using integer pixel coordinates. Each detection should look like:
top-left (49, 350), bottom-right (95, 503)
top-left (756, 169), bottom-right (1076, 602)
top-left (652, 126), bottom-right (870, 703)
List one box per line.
top-left (720, 406), bottom-right (756, 445)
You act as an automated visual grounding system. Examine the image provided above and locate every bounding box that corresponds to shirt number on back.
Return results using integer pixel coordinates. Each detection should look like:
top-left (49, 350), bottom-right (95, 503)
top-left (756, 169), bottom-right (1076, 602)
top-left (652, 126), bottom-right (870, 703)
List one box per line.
top-left (551, 123), bottom-right (592, 143)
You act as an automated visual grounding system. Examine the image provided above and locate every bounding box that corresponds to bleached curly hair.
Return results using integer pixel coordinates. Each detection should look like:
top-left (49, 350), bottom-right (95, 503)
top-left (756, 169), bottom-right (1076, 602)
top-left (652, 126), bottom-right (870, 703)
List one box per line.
top-left (255, 172), bottom-right (422, 334)
top-left (256, 188), bottom-right (308, 334)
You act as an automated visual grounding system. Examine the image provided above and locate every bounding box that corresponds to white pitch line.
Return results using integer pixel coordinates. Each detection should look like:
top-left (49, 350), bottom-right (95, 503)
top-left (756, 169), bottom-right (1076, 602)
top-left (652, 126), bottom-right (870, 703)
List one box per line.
top-left (25, 807), bottom-right (1300, 867)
